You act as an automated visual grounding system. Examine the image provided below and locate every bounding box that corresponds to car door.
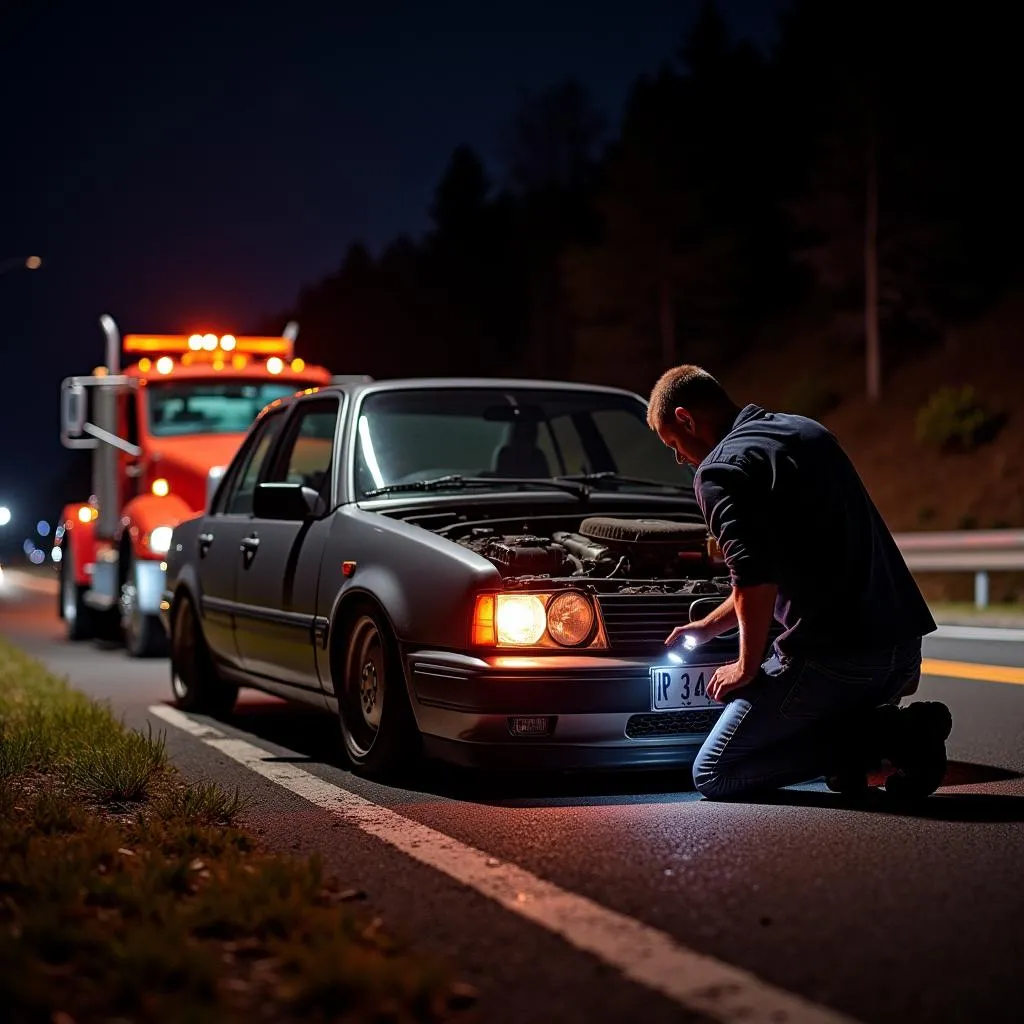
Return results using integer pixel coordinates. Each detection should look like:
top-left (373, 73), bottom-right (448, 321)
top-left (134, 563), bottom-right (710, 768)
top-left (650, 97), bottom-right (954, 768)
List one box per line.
top-left (233, 396), bottom-right (342, 693)
top-left (194, 408), bottom-right (288, 668)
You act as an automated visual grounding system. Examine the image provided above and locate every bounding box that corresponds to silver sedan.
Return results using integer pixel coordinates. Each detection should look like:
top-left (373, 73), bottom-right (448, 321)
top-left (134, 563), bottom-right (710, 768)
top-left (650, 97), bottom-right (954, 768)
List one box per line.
top-left (162, 377), bottom-right (741, 778)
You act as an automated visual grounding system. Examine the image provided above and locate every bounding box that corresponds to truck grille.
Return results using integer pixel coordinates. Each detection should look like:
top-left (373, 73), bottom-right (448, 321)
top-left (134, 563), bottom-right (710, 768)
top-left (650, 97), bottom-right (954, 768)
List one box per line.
top-left (625, 709), bottom-right (723, 738)
top-left (596, 593), bottom-right (704, 654)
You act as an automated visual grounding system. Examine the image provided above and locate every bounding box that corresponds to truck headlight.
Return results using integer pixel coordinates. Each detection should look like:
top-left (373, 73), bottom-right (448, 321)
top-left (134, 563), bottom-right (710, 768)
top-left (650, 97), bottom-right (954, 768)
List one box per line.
top-left (148, 526), bottom-right (173, 555)
top-left (471, 591), bottom-right (606, 650)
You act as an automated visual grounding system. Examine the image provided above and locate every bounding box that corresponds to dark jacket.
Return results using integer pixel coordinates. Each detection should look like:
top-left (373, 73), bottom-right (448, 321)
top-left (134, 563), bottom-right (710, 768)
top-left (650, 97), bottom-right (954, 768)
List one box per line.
top-left (694, 404), bottom-right (936, 656)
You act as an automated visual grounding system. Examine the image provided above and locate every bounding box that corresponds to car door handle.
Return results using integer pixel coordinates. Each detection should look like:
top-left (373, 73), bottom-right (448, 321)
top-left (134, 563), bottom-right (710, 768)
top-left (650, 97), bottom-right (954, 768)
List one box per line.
top-left (198, 532), bottom-right (214, 557)
top-left (240, 535), bottom-right (260, 554)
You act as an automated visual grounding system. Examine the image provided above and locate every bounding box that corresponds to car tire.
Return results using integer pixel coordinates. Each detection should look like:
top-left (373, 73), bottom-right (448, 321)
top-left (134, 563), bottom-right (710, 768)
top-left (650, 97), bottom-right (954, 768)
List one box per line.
top-left (170, 595), bottom-right (238, 716)
top-left (60, 546), bottom-right (95, 641)
top-left (120, 556), bottom-right (168, 658)
top-left (337, 608), bottom-right (419, 779)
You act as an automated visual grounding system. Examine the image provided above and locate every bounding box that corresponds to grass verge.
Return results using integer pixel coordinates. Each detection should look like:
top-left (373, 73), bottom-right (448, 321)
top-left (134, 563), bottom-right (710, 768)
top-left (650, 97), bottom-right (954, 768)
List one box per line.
top-left (0, 640), bottom-right (468, 1023)
top-left (929, 601), bottom-right (1024, 626)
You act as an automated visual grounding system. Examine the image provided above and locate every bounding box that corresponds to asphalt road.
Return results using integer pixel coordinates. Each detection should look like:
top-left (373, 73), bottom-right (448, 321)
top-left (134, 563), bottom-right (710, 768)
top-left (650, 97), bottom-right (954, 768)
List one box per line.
top-left (3, 567), bottom-right (1024, 1024)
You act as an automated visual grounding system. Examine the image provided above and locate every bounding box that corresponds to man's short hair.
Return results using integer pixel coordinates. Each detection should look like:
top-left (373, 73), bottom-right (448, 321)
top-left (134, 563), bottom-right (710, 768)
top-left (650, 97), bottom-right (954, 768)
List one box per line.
top-left (646, 365), bottom-right (733, 429)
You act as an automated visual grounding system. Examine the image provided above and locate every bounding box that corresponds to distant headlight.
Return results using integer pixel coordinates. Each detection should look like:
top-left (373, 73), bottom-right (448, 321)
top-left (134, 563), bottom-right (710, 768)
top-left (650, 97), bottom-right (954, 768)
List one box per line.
top-left (472, 591), bottom-right (606, 650)
top-left (148, 526), bottom-right (173, 555)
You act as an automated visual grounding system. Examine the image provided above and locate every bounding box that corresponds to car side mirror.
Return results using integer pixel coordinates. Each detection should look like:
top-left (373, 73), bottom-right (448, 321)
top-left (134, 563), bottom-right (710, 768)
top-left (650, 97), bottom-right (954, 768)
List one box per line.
top-left (253, 482), bottom-right (319, 521)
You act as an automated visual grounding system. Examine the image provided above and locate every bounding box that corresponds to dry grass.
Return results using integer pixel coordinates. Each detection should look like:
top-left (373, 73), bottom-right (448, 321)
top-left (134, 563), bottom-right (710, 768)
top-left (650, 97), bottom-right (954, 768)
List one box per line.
top-left (0, 640), bottom-right (468, 1024)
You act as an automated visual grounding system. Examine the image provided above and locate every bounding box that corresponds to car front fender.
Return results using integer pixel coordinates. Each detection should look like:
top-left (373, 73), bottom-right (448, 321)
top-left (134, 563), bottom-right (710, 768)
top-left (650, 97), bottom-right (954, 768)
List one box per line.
top-left (320, 506), bottom-right (500, 651)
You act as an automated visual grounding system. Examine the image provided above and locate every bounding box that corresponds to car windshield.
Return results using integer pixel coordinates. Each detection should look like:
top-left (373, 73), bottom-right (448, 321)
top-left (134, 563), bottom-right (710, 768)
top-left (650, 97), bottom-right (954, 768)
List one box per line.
top-left (353, 387), bottom-right (694, 499)
top-left (146, 380), bottom-right (299, 437)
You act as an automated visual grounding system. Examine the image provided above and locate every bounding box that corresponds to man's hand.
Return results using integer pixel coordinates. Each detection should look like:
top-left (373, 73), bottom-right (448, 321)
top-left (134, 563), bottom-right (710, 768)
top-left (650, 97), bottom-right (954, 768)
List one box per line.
top-left (665, 622), bottom-right (712, 649)
top-left (664, 593), bottom-right (737, 650)
top-left (707, 660), bottom-right (759, 702)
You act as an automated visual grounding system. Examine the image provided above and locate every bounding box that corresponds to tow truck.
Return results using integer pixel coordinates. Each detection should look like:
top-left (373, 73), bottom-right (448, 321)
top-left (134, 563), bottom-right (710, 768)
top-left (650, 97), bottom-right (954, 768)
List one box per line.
top-left (56, 315), bottom-right (334, 656)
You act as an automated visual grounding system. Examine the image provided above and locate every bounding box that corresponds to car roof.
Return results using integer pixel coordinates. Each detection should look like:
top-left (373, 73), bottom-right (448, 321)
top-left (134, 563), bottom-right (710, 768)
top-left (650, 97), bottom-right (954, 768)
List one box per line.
top-left (287, 376), bottom-right (646, 409)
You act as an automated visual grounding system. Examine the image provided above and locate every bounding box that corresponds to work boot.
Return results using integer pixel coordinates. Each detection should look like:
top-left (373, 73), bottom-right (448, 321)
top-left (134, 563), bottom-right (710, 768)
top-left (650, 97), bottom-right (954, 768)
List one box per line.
top-left (879, 702), bottom-right (953, 799)
top-left (825, 769), bottom-right (870, 796)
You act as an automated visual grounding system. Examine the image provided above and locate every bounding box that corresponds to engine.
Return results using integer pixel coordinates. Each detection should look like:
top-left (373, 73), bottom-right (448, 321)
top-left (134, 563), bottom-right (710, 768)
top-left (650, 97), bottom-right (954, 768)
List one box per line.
top-left (455, 516), bottom-right (722, 583)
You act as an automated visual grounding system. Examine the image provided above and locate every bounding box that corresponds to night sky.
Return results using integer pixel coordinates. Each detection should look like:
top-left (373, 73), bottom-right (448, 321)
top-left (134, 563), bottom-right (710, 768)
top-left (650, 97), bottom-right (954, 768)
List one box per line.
top-left (0, 0), bottom-right (781, 527)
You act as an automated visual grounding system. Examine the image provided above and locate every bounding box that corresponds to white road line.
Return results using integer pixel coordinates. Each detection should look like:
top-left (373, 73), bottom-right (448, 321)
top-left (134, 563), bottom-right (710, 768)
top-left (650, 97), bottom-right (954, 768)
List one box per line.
top-left (1, 570), bottom-right (58, 596)
top-left (149, 702), bottom-right (857, 1024)
top-left (931, 624), bottom-right (1024, 643)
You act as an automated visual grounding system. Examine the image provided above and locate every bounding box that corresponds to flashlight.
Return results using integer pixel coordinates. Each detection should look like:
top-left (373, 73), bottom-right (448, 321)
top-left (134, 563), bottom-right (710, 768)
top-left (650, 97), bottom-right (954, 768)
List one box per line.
top-left (667, 634), bottom-right (698, 664)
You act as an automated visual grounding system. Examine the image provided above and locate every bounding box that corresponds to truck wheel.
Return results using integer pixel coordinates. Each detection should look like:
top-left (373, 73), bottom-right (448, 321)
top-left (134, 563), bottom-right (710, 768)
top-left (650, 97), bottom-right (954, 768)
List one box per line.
top-left (337, 608), bottom-right (420, 779)
top-left (170, 596), bottom-right (238, 716)
top-left (120, 557), bottom-right (168, 658)
top-left (60, 547), bottom-right (95, 641)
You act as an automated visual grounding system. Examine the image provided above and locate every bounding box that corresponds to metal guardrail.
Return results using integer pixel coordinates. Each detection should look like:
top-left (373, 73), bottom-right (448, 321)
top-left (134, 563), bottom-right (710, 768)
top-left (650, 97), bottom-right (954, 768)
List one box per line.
top-left (893, 530), bottom-right (1024, 608)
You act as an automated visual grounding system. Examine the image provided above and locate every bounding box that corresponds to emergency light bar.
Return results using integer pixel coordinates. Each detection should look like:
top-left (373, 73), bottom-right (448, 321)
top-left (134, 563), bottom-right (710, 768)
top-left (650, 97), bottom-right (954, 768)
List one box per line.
top-left (123, 334), bottom-right (294, 359)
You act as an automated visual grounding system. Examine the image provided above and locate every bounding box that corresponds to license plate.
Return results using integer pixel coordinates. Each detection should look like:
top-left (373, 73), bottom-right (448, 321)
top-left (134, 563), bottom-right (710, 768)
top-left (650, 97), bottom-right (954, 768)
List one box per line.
top-left (650, 665), bottom-right (718, 710)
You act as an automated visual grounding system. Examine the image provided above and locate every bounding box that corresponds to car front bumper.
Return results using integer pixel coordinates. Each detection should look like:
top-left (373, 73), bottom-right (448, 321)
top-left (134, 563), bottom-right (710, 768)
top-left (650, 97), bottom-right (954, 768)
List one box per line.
top-left (405, 648), bottom-right (726, 770)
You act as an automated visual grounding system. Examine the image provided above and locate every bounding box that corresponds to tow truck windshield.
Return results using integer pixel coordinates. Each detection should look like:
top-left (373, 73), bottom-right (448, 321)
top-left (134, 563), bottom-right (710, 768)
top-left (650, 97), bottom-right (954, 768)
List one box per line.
top-left (147, 380), bottom-right (298, 437)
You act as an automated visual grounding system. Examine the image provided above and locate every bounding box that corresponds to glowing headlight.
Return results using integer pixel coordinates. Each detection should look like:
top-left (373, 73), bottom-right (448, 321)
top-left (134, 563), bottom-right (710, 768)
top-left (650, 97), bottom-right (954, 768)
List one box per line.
top-left (546, 591), bottom-right (595, 646)
top-left (472, 591), bottom-right (607, 649)
top-left (151, 478), bottom-right (170, 497)
top-left (148, 526), bottom-right (173, 554)
top-left (495, 594), bottom-right (547, 646)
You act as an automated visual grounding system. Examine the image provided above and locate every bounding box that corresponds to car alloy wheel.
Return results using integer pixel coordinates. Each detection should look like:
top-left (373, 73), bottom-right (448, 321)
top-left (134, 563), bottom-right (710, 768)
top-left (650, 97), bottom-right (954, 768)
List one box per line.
top-left (170, 597), bottom-right (237, 715)
top-left (338, 608), bottom-right (419, 776)
top-left (120, 575), bottom-right (140, 645)
top-left (345, 615), bottom-right (386, 757)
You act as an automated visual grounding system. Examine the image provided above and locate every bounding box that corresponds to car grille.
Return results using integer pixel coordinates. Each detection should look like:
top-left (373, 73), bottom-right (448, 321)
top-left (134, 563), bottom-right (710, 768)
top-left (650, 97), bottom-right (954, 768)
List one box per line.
top-left (625, 709), bottom-right (723, 738)
top-left (596, 593), bottom-right (713, 654)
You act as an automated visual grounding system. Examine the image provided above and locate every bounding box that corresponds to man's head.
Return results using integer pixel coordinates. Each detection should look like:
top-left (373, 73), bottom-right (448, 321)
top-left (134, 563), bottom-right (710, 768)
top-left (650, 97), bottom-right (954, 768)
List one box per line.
top-left (647, 365), bottom-right (739, 467)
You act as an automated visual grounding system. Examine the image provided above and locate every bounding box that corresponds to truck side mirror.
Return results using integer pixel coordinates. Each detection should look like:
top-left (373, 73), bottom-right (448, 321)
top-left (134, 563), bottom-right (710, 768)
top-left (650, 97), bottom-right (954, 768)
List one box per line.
top-left (61, 381), bottom-right (87, 437)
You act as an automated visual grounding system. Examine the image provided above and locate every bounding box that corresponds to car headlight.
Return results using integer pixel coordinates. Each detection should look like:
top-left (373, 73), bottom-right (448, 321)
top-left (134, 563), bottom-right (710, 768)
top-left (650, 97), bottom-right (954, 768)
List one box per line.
top-left (472, 591), bottom-right (605, 649)
top-left (148, 526), bottom-right (173, 555)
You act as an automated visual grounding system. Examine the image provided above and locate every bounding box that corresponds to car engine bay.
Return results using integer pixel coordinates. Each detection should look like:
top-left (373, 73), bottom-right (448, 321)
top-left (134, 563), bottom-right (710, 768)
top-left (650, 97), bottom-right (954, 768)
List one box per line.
top-left (449, 515), bottom-right (730, 596)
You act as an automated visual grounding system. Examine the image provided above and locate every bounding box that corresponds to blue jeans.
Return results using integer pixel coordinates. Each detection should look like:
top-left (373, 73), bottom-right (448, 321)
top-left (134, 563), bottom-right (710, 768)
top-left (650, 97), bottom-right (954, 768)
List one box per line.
top-left (692, 640), bottom-right (923, 800)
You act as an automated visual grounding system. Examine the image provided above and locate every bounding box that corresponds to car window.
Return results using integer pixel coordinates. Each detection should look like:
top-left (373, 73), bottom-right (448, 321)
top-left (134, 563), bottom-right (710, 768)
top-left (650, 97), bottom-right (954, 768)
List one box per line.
top-left (267, 400), bottom-right (339, 501)
top-left (218, 411), bottom-right (286, 515)
top-left (589, 408), bottom-right (685, 483)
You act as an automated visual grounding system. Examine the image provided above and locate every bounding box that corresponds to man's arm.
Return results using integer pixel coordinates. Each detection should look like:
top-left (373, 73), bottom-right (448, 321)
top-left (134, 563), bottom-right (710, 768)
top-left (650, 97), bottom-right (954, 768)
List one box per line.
top-left (734, 583), bottom-right (778, 679)
top-left (706, 582), bottom-right (778, 702)
top-left (692, 460), bottom-right (779, 700)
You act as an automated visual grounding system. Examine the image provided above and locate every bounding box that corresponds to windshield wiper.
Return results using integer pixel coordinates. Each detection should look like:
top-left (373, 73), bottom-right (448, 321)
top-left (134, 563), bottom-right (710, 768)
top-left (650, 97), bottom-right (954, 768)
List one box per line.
top-left (556, 471), bottom-right (692, 493)
top-left (362, 475), bottom-right (590, 499)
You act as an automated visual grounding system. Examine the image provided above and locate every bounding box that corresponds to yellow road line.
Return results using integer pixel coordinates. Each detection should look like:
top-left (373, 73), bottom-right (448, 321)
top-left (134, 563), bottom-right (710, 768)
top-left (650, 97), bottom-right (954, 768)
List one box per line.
top-left (922, 658), bottom-right (1024, 686)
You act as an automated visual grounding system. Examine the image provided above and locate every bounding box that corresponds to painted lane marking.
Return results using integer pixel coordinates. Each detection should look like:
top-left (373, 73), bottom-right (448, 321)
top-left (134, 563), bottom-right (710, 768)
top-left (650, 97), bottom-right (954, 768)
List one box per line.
top-left (922, 658), bottom-right (1024, 686)
top-left (148, 702), bottom-right (858, 1024)
top-left (1, 570), bottom-right (58, 596)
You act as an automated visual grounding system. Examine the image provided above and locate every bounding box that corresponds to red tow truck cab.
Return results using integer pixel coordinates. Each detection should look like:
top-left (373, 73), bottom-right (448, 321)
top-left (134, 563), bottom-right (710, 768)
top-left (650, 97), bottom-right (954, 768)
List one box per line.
top-left (57, 316), bottom-right (333, 656)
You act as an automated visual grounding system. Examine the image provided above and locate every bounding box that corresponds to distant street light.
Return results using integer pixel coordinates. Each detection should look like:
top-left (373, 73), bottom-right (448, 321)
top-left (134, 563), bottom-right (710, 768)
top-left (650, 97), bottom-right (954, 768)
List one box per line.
top-left (0, 255), bottom-right (44, 277)
top-left (0, 505), bottom-right (11, 527)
